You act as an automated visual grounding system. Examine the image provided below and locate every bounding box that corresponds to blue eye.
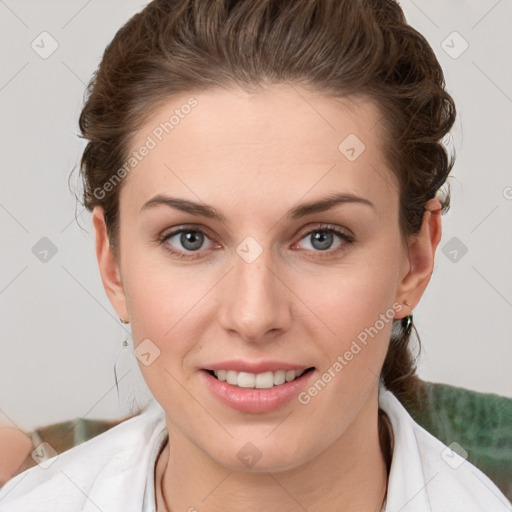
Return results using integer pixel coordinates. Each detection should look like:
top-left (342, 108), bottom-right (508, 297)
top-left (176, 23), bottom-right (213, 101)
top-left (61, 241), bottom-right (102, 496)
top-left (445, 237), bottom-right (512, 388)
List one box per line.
top-left (167, 230), bottom-right (205, 251)
top-left (159, 228), bottom-right (216, 259)
top-left (295, 225), bottom-right (354, 256)
top-left (158, 224), bottom-right (354, 260)
top-left (301, 230), bottom-right (339, 251)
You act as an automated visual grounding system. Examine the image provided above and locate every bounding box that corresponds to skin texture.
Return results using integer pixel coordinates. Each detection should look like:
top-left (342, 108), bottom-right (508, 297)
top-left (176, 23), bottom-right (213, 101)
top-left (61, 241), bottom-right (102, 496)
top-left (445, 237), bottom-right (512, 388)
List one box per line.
top-left (93, 83), bottom-right (441, 512)
top-left (0, 427), bottom-right (32, 486)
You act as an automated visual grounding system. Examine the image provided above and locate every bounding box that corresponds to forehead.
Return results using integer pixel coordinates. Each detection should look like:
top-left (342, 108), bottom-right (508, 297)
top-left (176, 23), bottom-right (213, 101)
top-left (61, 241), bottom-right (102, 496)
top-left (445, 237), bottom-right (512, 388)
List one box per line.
top-left (121, 84), bottom-right (398, 218)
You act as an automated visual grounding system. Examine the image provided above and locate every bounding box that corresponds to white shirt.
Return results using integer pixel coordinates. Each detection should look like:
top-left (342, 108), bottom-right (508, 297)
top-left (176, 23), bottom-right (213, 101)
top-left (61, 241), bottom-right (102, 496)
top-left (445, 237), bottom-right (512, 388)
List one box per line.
top-left (0, 387), bottom-right (510, 512)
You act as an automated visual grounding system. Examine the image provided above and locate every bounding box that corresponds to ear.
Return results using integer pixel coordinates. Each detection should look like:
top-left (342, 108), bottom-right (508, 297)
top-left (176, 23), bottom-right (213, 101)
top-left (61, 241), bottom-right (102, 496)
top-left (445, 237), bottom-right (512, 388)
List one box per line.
top-left (92, 206), bottom-right (129, 322)
top-left (395, 198), bottom-right (442, 318)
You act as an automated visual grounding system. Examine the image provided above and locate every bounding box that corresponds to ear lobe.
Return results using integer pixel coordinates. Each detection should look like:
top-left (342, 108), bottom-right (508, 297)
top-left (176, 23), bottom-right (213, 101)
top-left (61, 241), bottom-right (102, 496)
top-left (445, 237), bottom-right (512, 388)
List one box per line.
top-left (92, 206), bottom-right (129, 322)
top-left (395, 199), bottom-right (442, 318)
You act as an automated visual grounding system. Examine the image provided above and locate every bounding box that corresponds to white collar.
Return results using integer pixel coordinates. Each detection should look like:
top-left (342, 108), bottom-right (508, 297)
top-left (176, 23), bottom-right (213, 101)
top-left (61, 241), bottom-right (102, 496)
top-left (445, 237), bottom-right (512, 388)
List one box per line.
top-left (142, 426), bottom-right (168, 512)
top-left (138, 385), bottom-right (511, 512)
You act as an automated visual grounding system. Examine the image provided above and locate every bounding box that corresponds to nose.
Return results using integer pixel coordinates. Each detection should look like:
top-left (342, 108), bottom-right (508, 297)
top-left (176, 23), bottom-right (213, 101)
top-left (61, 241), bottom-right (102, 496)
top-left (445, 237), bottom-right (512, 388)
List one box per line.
top-left (217, 245), bottom-right (292, 345)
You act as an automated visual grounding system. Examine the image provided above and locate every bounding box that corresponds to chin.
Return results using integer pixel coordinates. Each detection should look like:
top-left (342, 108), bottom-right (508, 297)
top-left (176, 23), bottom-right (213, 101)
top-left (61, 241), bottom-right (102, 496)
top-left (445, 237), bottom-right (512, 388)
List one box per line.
top-left (206, 438), bottom-right (314, 474)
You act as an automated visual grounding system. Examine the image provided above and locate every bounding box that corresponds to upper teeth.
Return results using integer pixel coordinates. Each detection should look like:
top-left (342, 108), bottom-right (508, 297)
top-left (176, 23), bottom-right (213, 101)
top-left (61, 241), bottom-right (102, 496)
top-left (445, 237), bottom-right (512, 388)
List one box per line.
top-left (213, 369), bottom-right (306, 389)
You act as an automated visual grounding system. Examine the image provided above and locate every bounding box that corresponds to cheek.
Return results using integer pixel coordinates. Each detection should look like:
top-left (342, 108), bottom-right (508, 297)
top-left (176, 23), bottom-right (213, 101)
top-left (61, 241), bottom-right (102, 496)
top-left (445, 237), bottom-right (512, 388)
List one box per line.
top-left (121, 250), bottom-right (216, 373)
top-left (292, 260), bottom-right (401, 428)
top-left (297, 257), bottom-right (400, 340)
top-left (121, 230), bottom-right (202, 333)
top-left (122, 262), bottom-right (198, 407)
top-left (290, 245), bottom-right (403, 389)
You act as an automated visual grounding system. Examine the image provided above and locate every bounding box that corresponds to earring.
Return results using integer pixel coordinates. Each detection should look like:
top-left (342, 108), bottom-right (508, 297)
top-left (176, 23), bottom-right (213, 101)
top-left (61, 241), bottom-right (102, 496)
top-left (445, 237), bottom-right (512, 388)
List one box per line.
top-left (401, 313), bottom-right (413, 335)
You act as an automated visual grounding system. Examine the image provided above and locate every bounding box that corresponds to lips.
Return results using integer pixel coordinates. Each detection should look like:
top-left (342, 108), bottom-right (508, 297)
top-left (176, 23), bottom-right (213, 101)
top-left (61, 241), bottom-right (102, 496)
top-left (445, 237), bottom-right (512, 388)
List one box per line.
top-left (200, 361), bottom-right (316, 413)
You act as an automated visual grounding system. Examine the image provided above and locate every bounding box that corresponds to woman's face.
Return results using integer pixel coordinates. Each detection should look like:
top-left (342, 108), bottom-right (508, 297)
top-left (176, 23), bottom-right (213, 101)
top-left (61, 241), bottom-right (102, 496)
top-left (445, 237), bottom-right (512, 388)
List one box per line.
top-left (94, 84), bottom-right (435, 472)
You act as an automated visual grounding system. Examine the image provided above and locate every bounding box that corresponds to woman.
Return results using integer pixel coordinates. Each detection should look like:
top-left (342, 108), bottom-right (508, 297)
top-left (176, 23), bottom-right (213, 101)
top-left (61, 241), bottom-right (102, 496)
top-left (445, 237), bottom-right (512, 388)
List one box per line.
top-left (0, 0), bottom-right (510, 510)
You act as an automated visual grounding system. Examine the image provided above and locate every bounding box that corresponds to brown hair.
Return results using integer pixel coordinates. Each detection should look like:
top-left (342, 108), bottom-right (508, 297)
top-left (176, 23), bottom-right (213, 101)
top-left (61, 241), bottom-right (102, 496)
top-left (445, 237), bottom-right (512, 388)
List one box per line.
top-left (77, 0), bottom-right (455, 410)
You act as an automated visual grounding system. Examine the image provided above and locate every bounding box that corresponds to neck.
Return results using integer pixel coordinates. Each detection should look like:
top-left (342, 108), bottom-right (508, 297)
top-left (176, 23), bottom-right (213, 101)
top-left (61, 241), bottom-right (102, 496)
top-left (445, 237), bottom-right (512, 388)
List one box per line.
top-left (155, 391), bottom-right (389, 512)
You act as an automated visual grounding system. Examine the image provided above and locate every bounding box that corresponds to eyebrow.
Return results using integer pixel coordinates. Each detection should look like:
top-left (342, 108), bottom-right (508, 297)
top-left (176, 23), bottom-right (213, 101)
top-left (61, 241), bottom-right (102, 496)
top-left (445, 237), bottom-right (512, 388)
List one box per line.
top-left (140, 192), bottom-right (374, 221)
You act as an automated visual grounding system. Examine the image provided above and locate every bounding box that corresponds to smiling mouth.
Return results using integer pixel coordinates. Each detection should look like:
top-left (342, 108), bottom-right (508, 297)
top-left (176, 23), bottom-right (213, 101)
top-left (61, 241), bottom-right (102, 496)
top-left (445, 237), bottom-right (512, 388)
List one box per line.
top-left (204, 367), bottom-right (315, 389)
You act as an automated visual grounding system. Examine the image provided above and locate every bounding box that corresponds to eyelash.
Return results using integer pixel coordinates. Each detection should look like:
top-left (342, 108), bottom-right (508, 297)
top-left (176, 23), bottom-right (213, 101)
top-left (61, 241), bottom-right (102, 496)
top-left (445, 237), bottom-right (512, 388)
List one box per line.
top-left (157, 223), bottom-right (355, 260)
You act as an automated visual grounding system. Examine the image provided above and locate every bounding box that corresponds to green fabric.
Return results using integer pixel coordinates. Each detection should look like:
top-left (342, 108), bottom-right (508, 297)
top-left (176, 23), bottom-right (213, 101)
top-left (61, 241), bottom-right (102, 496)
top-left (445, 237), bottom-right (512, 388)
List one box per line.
top-left (73, 418), bottom-right (114, 446)
top-left (405, 381), bottom-right (512, 501)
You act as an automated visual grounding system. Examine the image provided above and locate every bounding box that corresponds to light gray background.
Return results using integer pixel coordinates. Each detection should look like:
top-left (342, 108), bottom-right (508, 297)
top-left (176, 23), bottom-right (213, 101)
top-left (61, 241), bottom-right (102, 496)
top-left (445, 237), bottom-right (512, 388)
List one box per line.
top-left (1, 0), bottom-right (511, 431)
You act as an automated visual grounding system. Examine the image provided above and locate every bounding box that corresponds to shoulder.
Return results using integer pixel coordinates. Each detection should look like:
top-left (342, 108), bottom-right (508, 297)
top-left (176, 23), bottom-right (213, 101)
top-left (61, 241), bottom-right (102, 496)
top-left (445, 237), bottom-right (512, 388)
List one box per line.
top-left (0, 400), bottom-right (166, 512)
top-left (379, 388), bottom-right (512, 512)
